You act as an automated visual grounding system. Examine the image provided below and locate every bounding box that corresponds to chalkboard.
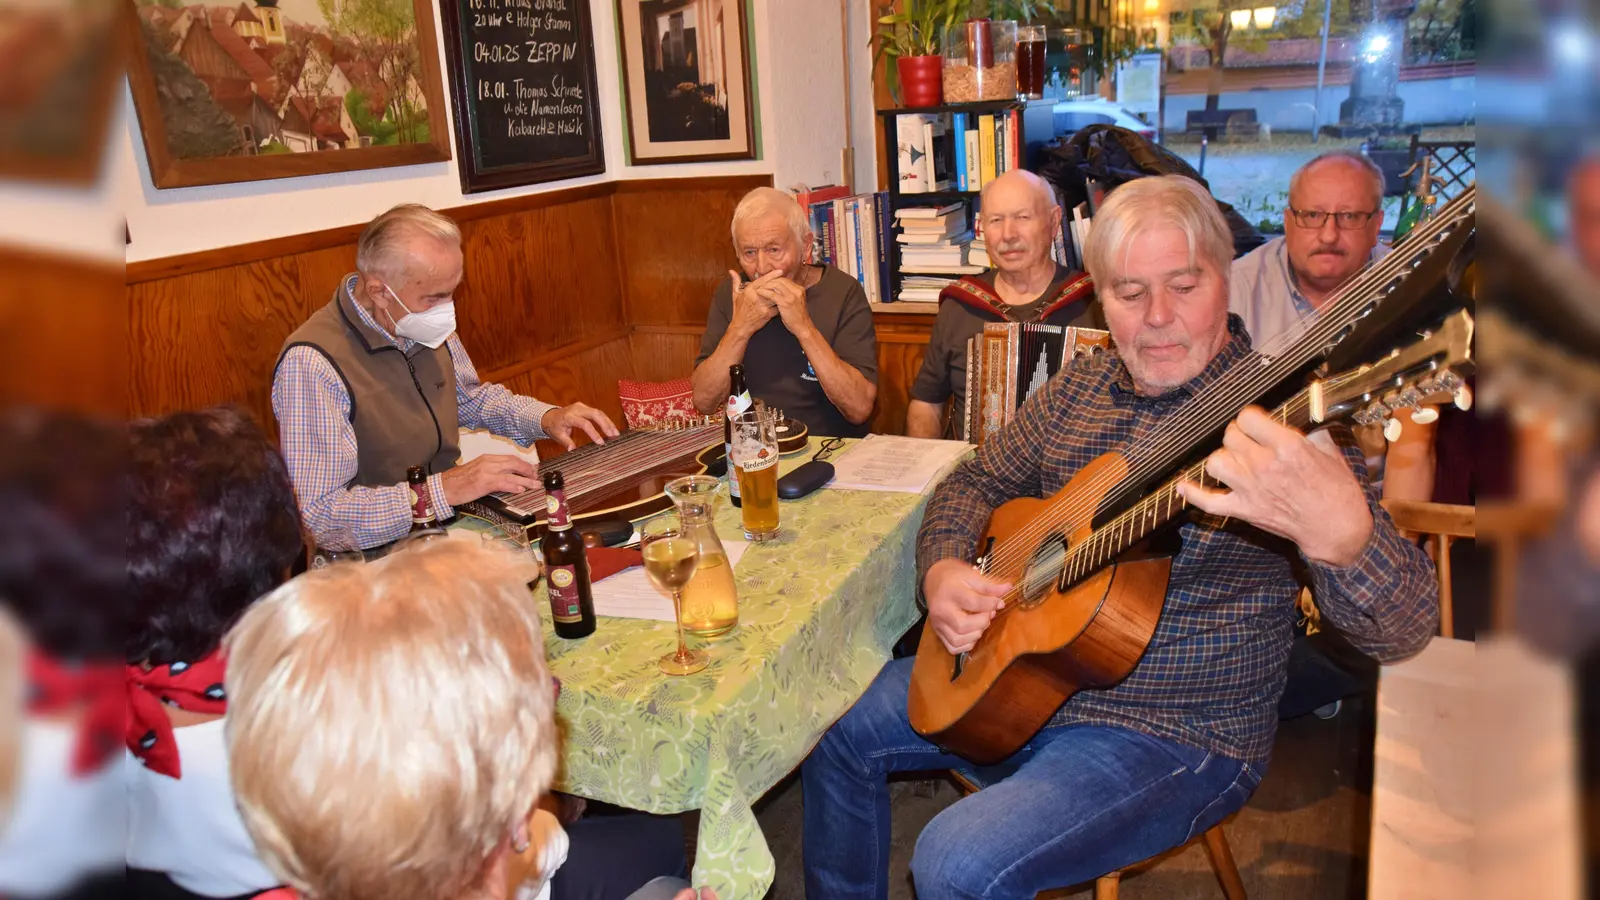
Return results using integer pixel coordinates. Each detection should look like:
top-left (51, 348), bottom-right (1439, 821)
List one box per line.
top-left (438, 0), bottom-right (605, 192)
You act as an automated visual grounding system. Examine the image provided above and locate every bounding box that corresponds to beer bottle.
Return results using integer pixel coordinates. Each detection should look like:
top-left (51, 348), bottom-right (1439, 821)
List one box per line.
top-left (725, 364), bottom-right (752, 508)
top-left (406, 466), bottom-right (437, 532)
top-left (541, 470), bottom-right (596, 639)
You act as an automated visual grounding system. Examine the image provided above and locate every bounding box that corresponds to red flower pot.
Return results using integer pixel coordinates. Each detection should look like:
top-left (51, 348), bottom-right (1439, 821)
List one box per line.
top-left (897, 55), bottom-right (944, 108)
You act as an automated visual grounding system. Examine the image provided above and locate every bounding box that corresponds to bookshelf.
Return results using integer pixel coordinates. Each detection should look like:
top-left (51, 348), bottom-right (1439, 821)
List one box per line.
top-left (877, 100), bottom-right (1026, 303)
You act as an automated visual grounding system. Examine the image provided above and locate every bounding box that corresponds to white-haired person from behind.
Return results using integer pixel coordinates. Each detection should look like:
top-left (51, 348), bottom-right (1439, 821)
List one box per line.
top-left (224, 539), bottom-right (704, 900)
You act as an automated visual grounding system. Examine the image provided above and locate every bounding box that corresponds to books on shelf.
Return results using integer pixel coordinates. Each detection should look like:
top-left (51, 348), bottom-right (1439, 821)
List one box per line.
top-left (898, 228), bottom-right (973, 245)
top-left (895, 114), bottom-right (952, 194)
top-left (895, 203), bottom-right (964, 219)
top-left (801, 191), bottom-right (892, 306)
top-left (898, 274), bottom-right (957, 303)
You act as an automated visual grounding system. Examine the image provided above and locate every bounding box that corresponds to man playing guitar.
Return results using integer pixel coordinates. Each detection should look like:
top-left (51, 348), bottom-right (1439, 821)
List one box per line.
top-left (800, 176), bottom-right (1439, 900)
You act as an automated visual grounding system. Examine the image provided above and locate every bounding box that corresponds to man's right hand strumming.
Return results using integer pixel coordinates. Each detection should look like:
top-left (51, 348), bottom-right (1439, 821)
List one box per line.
top-left (441, 454), bottom-right (540, 505)
top-left (924, 558), bottom-right (1012, 655)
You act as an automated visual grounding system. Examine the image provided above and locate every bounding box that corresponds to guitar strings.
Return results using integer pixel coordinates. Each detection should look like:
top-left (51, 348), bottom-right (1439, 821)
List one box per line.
top-left (971, 190), bottom-right (1473, 595)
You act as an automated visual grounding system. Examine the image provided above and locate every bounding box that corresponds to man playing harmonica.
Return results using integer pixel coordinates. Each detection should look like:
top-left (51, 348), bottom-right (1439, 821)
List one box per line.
top-left (801, 176), bottom-right (1437, 900)
top-left (905, 170), bottom-right (1099, 439)
top-left (272, 204), bottom-right (618, 551)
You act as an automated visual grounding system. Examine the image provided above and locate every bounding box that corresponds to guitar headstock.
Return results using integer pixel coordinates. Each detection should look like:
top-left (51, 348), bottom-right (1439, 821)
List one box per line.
top-left (1310, 308), bottom-right (1475, 434)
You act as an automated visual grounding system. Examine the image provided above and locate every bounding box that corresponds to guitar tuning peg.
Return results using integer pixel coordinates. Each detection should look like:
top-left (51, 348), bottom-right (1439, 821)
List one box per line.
top-left (1410, 407), bottom-right (1439, 425)
top-left (1452, 385), bottom-right (1473, 411)
top-left (1384, 418), bottom-right (1404, 442)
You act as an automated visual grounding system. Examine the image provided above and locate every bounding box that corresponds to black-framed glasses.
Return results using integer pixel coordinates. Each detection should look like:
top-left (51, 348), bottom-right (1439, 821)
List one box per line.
top-left (812, 437), bottom-right (845, 462)
top-left (1288, 207), bottom-right (1379, 230)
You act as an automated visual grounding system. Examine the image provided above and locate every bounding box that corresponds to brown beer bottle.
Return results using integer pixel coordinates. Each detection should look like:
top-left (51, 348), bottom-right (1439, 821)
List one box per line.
top-left (541, 470), bottom-right (596, 639)
top-left (725, 364), bottom-right (751, 508)
top-left (406, 466), bottom-right (437, 532)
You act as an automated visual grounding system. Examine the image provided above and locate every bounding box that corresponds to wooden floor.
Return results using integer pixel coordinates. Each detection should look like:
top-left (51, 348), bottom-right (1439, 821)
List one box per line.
top-left (756, 695), bottom-right (1376, 900)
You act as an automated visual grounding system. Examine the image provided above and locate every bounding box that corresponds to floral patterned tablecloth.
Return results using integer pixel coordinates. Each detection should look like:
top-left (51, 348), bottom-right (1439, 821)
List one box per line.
top-left (529, 439), bottom-right (932, 900)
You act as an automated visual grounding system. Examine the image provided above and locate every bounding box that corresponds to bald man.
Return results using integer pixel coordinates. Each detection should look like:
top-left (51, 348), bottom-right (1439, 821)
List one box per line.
top-left (692, 187), bottom-right (878, 438)
top-left (906, 171), bottom-right (1099, 440)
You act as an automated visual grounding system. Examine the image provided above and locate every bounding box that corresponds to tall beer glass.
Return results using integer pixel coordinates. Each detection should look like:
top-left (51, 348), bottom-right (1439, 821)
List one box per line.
top-left (730, 406), bottom-right (780, 541)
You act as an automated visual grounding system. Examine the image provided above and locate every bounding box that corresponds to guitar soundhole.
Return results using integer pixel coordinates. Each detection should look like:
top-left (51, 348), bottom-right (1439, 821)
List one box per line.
top-left (1019, 534), bottom-right (1068, 608)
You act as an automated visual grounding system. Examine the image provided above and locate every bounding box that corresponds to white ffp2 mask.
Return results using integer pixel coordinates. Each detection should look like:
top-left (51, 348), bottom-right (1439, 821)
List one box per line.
top-left (382, 284), bottom-right (457, 349)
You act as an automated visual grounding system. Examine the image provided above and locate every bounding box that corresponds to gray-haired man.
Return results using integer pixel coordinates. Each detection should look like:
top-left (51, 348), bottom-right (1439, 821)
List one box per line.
top-left (272, 203), bottom-right (618, 550)
top-left (691, 187), bottom-right (878, 438)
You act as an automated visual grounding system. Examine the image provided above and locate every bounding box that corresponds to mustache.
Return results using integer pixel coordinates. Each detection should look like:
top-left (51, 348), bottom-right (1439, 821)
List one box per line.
top-left (1310, 246), bottom-right (1347, 256)
top-left (996, 241), bottom-right (1029, 253)
top-left (1134, 331), bottom-right (1191, 350)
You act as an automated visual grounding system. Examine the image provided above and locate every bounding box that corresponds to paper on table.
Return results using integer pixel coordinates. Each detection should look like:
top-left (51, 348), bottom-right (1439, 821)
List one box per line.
top-left (824, 434), bottom-right (974, 494)
top-left (590, 540), bottom-right (750, 621)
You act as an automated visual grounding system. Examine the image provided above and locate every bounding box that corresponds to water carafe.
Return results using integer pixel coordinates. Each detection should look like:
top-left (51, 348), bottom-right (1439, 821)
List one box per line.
top-left (663, 475), bottom-right (739, 637)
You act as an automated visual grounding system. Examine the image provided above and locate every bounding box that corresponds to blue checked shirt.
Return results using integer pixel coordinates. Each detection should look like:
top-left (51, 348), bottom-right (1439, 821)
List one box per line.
top-left (272, 275), bottom-right (558, 549)
top-left (916, 315), bottom-right (1438, 763)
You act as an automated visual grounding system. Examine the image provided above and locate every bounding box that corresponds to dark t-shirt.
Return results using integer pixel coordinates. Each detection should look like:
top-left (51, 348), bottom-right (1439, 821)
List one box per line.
top-left (696, 265), bottom-right (879, 439)
top-left (910, 266), bottom-right (1101, 439)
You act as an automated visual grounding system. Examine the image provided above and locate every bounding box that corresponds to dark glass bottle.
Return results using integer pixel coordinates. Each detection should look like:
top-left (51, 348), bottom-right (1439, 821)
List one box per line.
top-left (725, 364), bottom-right (751, 508)
top-left (541, 470), bottom-right (596, 639)
top-left (407, 466), bottom-right (437, 532)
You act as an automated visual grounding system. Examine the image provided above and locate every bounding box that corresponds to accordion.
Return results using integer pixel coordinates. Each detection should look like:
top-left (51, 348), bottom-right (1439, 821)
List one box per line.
top-left (963, 322), bottom-right (1112, 445)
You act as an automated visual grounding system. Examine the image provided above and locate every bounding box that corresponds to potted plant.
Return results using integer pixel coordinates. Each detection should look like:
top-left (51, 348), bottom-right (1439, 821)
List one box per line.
top-left (873, 0), bottom-right (964, 108)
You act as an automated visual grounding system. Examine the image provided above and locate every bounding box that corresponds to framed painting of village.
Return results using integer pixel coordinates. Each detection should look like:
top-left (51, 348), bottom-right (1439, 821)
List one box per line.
top-left (615, 0), bottom-right (754, 165)
top-left (125, 0), bottom-right (452, 189)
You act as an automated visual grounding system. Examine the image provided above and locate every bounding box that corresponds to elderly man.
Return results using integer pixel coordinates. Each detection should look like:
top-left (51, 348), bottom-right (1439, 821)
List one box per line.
top-left (906, 170), bottom-right (1098, 439)
top-left (273, 204), bottom-right (618, 551)
top-left (1230, 150), bottom-right (1389, 348)
top-left (800, 176), bottom-right (1436, 900)
top-left (691, 187), bottom-right (878, 439)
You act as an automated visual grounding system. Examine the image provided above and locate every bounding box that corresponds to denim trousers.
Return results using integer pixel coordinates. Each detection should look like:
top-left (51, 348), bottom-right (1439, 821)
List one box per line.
top-left (801, 658), bottom-right (1264, 900)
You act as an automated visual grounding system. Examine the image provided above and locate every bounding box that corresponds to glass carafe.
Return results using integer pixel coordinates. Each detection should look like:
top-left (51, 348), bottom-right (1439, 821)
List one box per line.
top-left (663, 475), bottom-right (740, 637)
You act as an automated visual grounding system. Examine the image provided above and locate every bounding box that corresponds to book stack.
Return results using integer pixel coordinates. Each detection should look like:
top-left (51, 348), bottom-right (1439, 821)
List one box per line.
top-left (894, 203), bottom-right (983, 300)
top-left (950, 109), bottom-right (1022, 192)
top-left (799, 186), bottom-right (893, 304)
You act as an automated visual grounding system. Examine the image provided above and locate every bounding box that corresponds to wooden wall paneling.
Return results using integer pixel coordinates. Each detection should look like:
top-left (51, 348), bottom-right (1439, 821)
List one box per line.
top-left (628, 329), bottom-right (705, 384)
top-left (499, 334), bottom-right (636, 458)
top-left (0, 247), bottom-right (123, 416)
top-left (868, 313), bottom-right (935, 437)
top-left (612, 175), bottom-right (771, 329)
top-left (129, 255), bottom-right (313, 430)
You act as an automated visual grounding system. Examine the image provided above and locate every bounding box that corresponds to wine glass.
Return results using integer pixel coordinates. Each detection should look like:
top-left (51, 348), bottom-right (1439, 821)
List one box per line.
top-left (311, 525), bottom-right (366, 568)
top-left (640, 514), bottom-right (708, 676)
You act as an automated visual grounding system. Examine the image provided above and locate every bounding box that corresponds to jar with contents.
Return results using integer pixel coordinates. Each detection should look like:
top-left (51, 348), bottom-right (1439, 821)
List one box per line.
top-left (943, 19), bottom-right (1017, 103)
top-left (663, 474), bottom-right (739, 637)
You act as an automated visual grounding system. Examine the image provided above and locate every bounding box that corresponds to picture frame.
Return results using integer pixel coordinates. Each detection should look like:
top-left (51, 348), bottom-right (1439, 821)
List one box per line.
top-left (436, 0), bottom-right (606, 192)
top-left (125, 0), bottom-right (452, 189)
top-left (614, 0), bottom-right (755, 166)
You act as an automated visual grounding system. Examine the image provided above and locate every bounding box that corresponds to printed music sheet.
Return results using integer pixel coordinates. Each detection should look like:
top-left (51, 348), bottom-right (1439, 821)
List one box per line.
top-left (825, 435), bottom-right (974, 494)
top-left (590, 540), bottom-right (750, 622)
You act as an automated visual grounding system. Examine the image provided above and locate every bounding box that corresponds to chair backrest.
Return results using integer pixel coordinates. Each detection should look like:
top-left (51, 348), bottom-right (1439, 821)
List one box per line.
top-left (1380, 500), bottom-right (1475, 638)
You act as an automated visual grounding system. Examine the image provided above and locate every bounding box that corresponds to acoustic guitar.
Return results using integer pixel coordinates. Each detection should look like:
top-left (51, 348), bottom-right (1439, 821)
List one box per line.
top-left (907, 188), bottom-right (1479, 764)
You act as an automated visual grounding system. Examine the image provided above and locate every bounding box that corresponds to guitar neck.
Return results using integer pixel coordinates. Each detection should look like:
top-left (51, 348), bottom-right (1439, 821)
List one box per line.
top-left (1059, 389), bottom-right (1319, 586)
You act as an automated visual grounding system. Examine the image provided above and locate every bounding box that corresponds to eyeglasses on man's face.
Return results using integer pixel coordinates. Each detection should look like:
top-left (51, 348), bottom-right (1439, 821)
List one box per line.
top-left (1287, 207), bottom-right (1379, 230)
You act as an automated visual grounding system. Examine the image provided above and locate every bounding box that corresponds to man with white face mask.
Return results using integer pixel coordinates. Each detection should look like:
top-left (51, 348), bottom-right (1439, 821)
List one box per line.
top-left (273, 204), bottom-right (618, 551)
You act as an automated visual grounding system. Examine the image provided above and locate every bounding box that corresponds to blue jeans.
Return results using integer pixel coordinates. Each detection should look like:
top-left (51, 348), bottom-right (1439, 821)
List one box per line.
top-left (801, 658), bottom-right (1263, 900)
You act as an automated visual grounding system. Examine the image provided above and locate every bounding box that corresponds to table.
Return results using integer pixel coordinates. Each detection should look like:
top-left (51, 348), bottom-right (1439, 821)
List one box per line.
top-left (531, 439), bottom-right (934, 899)
top-left (1369, 636), bottom-right (1580, 900)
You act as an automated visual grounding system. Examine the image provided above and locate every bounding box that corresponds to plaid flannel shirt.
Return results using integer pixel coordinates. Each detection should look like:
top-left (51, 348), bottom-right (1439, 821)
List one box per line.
top-left (916, 315), bottom-right (1438, 763)
top-left (272, 276), bottom-right (557, 549)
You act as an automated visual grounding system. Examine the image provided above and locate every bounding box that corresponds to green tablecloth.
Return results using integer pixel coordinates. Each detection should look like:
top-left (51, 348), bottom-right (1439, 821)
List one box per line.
top-left (530, 439), bottom-right (929, 899)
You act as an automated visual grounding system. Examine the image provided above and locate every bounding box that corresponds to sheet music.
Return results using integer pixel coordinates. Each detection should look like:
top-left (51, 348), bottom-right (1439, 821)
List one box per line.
top-left (590, 540), bottom-right (750, 622)
top-left (824, 435), bottom-right (974, 494)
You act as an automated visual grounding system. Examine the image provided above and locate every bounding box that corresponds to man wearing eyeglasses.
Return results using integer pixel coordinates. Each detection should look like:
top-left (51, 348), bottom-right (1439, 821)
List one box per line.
top-left (1229, 150), bottom-right (1389, 349)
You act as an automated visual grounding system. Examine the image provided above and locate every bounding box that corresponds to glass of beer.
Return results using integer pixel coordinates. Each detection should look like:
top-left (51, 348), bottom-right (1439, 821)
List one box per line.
top-left (1017, 24), bottom-right (1047, 99)
top-left (730, 406), bottom-right (781, 541)
top-left (641, 514), bottom-right (708, 676)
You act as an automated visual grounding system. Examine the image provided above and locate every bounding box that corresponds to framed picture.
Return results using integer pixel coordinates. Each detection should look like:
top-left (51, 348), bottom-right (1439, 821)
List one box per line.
top-left (436, 0), bottom-right (606, 192)
top-left (614, 0), bottom-right (754, 166)
top-left (125, 0), bottom-right (452, 189)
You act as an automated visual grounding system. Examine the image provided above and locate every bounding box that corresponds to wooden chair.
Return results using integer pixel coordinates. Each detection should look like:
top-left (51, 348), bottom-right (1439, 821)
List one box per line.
top-left (1380, 500), bottom-right (1475, 638)
top-left (948, 766), bottom-right (1248, 900)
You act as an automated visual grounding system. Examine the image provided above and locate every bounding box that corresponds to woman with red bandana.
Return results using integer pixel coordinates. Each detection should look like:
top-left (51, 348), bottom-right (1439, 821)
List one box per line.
top-left (124, 407), bottom-right (307, 899)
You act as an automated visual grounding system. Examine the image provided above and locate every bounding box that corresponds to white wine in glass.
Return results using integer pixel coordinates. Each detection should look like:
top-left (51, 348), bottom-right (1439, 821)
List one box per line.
top-left (641, 517), bottom-right (708, 676)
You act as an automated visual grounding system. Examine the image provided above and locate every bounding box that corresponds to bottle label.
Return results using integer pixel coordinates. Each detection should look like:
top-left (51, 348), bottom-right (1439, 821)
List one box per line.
top-left (547, 565), bottom-right (583, 623)
top-left (409, 484), bottom-right (434, 524)
top-left (726, 389), bottom-right (752, 420)
top-left (725, 441), bottom-right (741, 499)
top-left (725, 390), bottom-right (751, 499)
top-left (545, 487), bottom-right (571, 530)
